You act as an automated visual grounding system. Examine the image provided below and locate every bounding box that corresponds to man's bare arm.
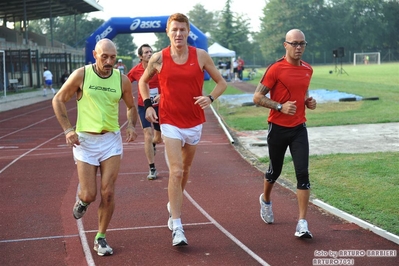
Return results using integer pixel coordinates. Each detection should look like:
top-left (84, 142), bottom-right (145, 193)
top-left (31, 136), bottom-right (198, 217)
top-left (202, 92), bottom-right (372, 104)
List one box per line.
top-left (139, 52), bottom-right (162, 100)
top-left (253, 83), bottom-right (280, 110)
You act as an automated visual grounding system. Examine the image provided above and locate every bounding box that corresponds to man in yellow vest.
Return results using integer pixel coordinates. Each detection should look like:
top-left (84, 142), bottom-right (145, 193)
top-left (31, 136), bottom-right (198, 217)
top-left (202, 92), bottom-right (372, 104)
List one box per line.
top-left (52, 38), bottom-right (138, 256)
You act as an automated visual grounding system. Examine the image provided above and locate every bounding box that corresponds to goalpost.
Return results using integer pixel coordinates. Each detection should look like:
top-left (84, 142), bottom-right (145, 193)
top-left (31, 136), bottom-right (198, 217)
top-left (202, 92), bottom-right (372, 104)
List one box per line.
top-left (353, 52), bottom-right (380, 66)
top-left (0, 50), bottom-right (5, 97)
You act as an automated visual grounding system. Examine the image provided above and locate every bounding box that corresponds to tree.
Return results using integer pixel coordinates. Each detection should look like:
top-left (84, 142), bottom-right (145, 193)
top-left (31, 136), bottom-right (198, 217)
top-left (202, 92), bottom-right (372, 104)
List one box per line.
top-left (187, 4), bottom-right (216, 36)
top-left (113, 34), bottom-right (137, 60)
top-left (209, 0), bottom-right (252, 61)
top-left (154, 32), bottom-right (169, 51)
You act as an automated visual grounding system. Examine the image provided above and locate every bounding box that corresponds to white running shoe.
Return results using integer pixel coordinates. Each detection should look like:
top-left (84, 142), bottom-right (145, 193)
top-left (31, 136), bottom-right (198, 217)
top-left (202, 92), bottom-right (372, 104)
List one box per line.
top-left (259, 194), bottom-right (274, 224)
top-left (94, 238), bottom-right (113, 256)
top-left (166, 202), bottom-right (173, 231)
top-left (295, 219), bottom-right (313, 238)
top-left (172, 227), bottom-right (188, 246)
top-left (147, 168), bottom-right (157, 180)
top-left (73, 200), bottom-right (88, 219)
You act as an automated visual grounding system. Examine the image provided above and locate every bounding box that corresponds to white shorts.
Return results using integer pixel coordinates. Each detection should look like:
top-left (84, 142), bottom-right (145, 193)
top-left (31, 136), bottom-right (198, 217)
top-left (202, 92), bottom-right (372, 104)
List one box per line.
top-left (73, 131), bottom-right (122, 166)
top-left (161, 124), bottom-right (202, 146)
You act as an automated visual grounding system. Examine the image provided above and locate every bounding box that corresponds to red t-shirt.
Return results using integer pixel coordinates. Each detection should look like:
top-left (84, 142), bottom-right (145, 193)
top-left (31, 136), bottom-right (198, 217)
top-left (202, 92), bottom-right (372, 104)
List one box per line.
top-left (158, 46), bottom-right (205, 128)
top-left (127, 63), bottom-right (160, 106)
top-left (260, 57), bottom-right (313, 127)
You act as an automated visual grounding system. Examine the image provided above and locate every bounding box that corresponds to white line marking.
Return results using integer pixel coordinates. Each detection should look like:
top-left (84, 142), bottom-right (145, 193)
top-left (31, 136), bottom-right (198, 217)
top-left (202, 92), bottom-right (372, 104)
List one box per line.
top-left (0, 106), bottom-right (49, 123)
top-left (184, 190), bottom-right (270, 266)
top-left (0, 116), bottom-right (55, 140)
top-left (0, 133), bottom-right (61, 175)
top-left (75, 187), bottom-right (96, 266)
top-left (0, 234), bottom-right (78, 243)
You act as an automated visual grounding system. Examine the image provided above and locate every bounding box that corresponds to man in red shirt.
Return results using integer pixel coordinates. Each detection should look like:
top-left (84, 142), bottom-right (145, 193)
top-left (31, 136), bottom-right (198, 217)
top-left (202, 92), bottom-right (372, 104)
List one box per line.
top-left (127, 44), bottom-right (161, 180)
top-left (253, 29), bottom-right (317, 239)
top-left (139, 13), bottom-right (226, 246)
top-left (237, 56), bottom-right (245, 80)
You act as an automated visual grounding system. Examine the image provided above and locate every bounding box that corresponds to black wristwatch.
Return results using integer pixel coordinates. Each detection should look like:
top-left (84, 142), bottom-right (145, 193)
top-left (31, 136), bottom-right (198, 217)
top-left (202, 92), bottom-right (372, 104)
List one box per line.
top-left (207, 95), bottom-right (214, 103)
top-left (276, 103), bottom-right (282, 112)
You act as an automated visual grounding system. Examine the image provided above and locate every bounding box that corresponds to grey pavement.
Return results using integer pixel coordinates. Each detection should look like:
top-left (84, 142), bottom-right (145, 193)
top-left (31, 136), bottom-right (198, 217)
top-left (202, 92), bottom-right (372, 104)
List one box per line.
top-left (236, 123), bottom-right (399, 158)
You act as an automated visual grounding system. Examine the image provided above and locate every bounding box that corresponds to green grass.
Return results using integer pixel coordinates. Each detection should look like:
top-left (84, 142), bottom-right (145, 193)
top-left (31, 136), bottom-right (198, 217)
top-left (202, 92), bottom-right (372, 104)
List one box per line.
top-left (205, 63), bottom-right (399, 236)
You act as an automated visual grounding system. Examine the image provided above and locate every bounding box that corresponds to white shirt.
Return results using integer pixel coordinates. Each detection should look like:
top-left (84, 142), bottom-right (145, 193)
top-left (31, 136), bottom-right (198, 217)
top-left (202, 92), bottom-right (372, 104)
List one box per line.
top-left (43, 70), bottom-right (53, 81)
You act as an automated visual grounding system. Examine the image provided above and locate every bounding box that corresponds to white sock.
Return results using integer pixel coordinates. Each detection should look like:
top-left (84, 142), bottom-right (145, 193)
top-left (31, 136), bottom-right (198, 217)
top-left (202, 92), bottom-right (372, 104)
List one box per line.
top-left (172, 218), bottom-right (182, 230)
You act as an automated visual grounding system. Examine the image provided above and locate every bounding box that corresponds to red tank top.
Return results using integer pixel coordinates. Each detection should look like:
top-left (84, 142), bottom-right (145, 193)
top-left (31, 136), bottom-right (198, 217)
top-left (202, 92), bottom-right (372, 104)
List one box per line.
top-left (158, 46), bottom-right (205, 128)
top-left (127, 63), bottom-right (160, 106)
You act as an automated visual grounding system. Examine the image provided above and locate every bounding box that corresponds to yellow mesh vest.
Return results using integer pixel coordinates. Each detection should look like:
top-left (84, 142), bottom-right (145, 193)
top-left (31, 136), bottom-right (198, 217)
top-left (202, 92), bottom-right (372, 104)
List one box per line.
top-left (76, 65), bottom-right (122, 133)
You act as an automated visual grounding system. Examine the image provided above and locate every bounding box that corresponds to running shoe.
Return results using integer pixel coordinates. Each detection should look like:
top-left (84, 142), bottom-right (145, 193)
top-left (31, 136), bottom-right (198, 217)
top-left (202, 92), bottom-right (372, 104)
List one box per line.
top-left (147, 168), bottom-right (157, 180)
top-left (94, 237), bottom-right (113, 256)
top-left (295, 219), bottom-right (313, 239)
top-left (73, 200), bottom-right (88, 219)
top-left (166, 202), bottom-right (173, 231)
top-left (172, 227), bottom-right (188, 246)
top-left (259, 194), bottom-right (274, 224)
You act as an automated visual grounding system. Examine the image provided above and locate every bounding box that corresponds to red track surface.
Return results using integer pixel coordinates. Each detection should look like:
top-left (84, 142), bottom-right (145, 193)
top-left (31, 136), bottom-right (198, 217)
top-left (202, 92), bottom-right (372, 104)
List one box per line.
top-left (0, 95), bottom-right (398, 266)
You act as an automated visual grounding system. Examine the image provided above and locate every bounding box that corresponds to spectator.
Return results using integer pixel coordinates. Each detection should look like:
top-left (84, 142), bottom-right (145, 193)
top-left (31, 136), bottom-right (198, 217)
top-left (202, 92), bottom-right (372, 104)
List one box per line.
top-left (43, 67), bottom-right (56, 96)
top-left (233, 59), bottom-right (239, 82)
top-left (60, 70), bottom-right (69, 85)
top-left (224, 58), bottom-right (231, 81)
top-left (114, 59), bottom-right (127, 74)
top-left (237, 56), bottom-right (245, 80)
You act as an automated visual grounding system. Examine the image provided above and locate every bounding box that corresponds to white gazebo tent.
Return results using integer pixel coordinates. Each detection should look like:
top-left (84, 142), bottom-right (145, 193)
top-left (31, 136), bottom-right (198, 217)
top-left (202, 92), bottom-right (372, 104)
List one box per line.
top-left (208, 43), bottom-right (236, 80)
top-left (207, 42), bottom-right (236, 58)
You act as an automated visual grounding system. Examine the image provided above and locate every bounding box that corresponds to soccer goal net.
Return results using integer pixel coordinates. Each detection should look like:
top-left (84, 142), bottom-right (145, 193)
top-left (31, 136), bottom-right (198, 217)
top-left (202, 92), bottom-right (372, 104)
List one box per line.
top-left (353, 52), bottom-right (380, 66)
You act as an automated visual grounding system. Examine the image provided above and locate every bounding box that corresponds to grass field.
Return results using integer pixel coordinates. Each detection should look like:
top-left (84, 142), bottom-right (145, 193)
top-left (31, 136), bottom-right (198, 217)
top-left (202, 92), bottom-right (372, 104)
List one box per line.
top-left (204, 62), bottom-right (399, 236)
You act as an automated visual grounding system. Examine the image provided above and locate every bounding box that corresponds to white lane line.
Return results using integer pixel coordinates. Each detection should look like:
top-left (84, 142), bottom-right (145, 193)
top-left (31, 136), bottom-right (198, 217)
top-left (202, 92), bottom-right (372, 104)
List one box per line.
top-left (0, 133), bottom-right (62, 175)
top-left (0, 222), bottom-right (214, 244)
top-left (0, 116), bottom-right (55, 140)
top-left (84, 222), bottom-right (214, 233)
top-left (184, 190), bottom-right (270, 266)
top-left (0, 234), bottom-right (78, 243)
top-left (0, 106), bottom-right (49, 123)
top-left (75, 188), bottom-right (96, 266)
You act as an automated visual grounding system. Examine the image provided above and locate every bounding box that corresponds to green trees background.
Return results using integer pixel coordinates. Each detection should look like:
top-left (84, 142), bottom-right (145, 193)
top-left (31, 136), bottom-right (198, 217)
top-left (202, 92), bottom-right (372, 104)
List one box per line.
top-left (26, 0), bottom-right (398, 66)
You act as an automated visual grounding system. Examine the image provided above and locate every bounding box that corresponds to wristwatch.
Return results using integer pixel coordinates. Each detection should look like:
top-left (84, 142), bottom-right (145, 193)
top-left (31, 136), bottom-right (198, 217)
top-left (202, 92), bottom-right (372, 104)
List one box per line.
top-left (207, 95), bottom-right (214, 103)
top-left (276, 103), bottom-right (282, 112)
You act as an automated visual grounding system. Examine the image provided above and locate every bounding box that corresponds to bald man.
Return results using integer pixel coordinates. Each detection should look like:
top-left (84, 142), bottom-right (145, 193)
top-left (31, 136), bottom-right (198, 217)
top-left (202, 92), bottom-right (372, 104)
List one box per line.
top-left (52, 38), bottom-right (138, 256)
top-left (253, 29), bottom-right (317, 239)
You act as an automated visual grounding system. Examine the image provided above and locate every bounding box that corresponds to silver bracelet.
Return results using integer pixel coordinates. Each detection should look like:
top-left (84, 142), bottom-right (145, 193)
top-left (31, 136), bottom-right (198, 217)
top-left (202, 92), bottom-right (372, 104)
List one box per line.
top-left (64, 127), bottom-right (74, 135)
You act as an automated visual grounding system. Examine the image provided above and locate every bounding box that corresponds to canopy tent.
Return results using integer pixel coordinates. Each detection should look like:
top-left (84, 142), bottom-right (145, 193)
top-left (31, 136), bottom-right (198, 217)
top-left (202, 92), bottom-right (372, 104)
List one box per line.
top-left (208, 42), bottom-right (236, 58)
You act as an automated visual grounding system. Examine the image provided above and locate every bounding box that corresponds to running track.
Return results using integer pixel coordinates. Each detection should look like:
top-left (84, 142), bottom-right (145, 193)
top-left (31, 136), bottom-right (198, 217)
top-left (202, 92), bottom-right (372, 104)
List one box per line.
top-left (0, 94), bottom-right (398, 265)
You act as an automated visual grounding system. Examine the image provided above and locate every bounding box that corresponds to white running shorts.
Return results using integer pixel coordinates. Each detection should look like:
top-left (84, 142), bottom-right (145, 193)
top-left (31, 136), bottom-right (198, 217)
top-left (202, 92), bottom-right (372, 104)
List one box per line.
top-left (73, 131), bottom-right (122, 166)
top-left (161, 124), bottom-right (202, 146)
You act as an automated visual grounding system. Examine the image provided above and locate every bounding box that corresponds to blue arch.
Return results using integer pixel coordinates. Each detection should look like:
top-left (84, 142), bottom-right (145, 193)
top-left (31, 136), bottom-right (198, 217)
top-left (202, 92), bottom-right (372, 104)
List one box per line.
top-left (85, 16), bottom-right (208, 63)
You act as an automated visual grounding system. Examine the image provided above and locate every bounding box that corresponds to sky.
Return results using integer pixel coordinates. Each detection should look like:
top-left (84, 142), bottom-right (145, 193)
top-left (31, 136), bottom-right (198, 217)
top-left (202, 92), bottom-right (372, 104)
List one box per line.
top-left (89, 0), bottom-right (266, 47)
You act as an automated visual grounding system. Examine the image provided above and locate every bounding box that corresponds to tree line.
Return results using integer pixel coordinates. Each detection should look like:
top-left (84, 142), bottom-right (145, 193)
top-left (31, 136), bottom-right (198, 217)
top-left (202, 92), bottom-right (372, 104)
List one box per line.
top-left (26, 0), bottom-right (398, 66)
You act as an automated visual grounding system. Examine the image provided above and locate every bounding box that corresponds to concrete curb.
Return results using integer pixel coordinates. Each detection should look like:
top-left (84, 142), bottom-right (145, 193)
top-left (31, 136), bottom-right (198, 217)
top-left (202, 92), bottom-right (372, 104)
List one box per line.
top-left (312, 199), bottom-right (399, 245)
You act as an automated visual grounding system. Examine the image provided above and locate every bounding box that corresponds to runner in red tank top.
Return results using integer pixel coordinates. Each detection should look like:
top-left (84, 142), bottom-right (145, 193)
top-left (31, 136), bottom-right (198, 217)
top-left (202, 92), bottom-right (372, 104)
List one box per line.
top-left (127, 44), bottom-right (162, 180)
top-left (139, 13), bottom-right (227, 247)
